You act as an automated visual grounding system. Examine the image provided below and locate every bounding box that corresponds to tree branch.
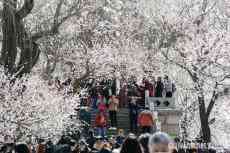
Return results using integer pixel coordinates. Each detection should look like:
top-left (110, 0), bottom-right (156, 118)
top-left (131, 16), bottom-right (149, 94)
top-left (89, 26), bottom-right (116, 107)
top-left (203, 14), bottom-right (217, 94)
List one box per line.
top-left (194, 0), bottom-right (208, 26)
top-left (16, 0), bottom-right (34, 19)
top-left (206, 82), bottom-right (218, 118)
top-left (32, 1), bottom-right (82, 41)
top-left (78, 39), bottom-right (94, 81)
top-left (161, 50), bottom-right (194, 78)
top-left (52, 0), bottom-right (64, 33)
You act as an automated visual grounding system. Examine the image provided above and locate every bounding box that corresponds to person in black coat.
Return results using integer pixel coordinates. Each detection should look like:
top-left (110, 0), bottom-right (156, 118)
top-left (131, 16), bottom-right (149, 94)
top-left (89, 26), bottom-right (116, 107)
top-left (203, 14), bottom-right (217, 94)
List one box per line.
top-left (138, 133), bottom-right (151, 153)
top-left (155, 77), bottom-right (164, 97)
top-left (86, 130), bottom-right (96, 149)
top-left (15, 143), bottom-right (30, 153)
top-left (128, 96), bottom-right (139, 133)
top-left (120, 134), bottom-right (142, 153)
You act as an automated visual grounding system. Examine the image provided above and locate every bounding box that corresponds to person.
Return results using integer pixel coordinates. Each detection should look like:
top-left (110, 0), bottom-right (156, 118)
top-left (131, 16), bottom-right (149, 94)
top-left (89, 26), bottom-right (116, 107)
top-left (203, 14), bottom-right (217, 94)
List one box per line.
top-left (108, 95), bottom-right (119, 128)
top-left (25, 136), bottom-right (34, 153)
top-left (72, 144), bottom-right (80, 153)
top-left (0, 143), bottom-right (14, 153)
top-left (164, 76), bottom-right (173, 98)
top-left (108, 136), bottom-right (117, 149)
top-left (45, 140), bottom-right (55, 153)
top-left (144, 79), bottom-right (154, 97)
top-left (97, 93), bottom-right (107, 113)
top-left (138, 133), bottom-right (151, 153)
top-left (95, 111), bottom-right (107, 138)
top-left (155, 77), bottom-right (164, 97)
top-left (92, 137), bottom-right (104, 153)
top-left (111, 78), bottom-right (117, 96)
top-left (86, 130), bottom-right (96, 149)
top-left (148, 132), bottom-right (173, 153)
top-left (151, 77), bottom-right (156, 97)
top-left (118, 84), bottom-right (129, 108)
top-left (138, 109), bottom-right (155, 134)
top-left (99, 142), bottom-right (112, 153)
top-left (15, 143), bottom-right (30, 153)
top-left (120, 134), bottom-right (142, 153)
top-left (115, 129), bottom-right (125, 147)
top-left (128, 97), bottom-right (139, 133)
top-left (143, 79), bottom-right (154, 108)
top-left (89, 85), bottom-right (99, 109)
top-left (36, 139), bottom-right (46, 153)
top-left (135, 78), bottom-right (146, 108)
top-left (79, 139), bottom-right (91, 153)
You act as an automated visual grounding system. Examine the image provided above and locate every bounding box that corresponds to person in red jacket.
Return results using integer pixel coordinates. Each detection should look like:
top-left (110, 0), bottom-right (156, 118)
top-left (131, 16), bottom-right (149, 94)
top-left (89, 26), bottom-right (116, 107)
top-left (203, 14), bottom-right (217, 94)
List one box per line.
top-left (95, 111), bottom-right (107, 138)
top-left (36, 139), bottom-right (46, 153)
top-left (138, 109), bottom-right (155, 134)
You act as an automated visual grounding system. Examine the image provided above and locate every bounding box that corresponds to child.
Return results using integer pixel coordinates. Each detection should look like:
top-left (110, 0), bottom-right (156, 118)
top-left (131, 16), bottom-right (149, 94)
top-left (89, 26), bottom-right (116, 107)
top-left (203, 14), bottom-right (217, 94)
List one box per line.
top-left (95, 111), bottom-right (107, 138)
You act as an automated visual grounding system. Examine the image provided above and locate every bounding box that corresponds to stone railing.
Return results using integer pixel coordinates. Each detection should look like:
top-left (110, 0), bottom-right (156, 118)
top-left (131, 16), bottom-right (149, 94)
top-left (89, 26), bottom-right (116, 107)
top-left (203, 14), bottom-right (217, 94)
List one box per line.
top-left (145, 97), bottom-right (181, 135)
top-left (146, 97), bottom-right (176, 110)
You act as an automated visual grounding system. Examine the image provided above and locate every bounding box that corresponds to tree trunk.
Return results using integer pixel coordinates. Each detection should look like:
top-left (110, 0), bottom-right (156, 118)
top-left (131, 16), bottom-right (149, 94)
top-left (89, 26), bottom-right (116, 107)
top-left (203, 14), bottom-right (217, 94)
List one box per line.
top-left (198, 95), bottom-right (211, 143)
top-left (191, 72), bottom-right (211, 143)
top-left (1, 0), bottom-right (40, 76)
top-left (2, 0), bottom-right (17, 74)
top-left (15, 18), bottom-right (40, 76)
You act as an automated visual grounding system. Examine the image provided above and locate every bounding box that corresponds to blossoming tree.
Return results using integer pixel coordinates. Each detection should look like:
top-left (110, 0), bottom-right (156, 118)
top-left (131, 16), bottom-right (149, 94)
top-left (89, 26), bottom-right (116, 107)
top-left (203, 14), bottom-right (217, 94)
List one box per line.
top-left (0, 68), bottom-right (78, 143)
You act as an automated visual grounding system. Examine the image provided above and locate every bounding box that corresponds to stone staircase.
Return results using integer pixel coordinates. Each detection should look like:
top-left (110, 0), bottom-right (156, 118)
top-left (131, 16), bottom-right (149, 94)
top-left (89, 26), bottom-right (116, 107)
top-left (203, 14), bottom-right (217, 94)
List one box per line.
top-left (90, 108), bottom-right (130, 132)
top-left (88, 108), bottom-right (182, 136)
top-left (117, 108), bottom-right (130, 130)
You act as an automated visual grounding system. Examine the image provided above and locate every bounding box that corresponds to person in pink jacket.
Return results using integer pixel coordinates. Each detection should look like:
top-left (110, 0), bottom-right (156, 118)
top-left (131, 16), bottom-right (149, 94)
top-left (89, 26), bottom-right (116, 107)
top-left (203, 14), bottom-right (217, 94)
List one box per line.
top-left (97, 93), bottom-right (107, 112)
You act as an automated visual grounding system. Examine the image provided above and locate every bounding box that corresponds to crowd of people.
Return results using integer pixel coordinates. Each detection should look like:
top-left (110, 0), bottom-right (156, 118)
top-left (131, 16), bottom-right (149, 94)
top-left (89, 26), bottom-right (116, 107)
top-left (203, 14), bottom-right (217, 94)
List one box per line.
top-left (81, 75), bottom-right (176, 109)
top-left (78, 75), bottom-right (176, 137)
top-left (85, 85), bottom-right (157, 137)
top-left (93, 96), bottom-right (156, 137)
top-left (0, 131), bottom-right (219, 153)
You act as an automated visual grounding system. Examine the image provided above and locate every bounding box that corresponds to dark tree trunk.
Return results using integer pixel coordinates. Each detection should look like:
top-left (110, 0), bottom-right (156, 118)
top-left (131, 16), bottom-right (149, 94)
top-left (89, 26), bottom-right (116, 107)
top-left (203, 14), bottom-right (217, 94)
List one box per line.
top-left (1, 0), bottom-right (40, 77)
top-left (2, 0), bottom-right (17, 74)
top-left (192, 73), bottom-right (211, 143)
top-left (198, 96), bottom-right (211, 143)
